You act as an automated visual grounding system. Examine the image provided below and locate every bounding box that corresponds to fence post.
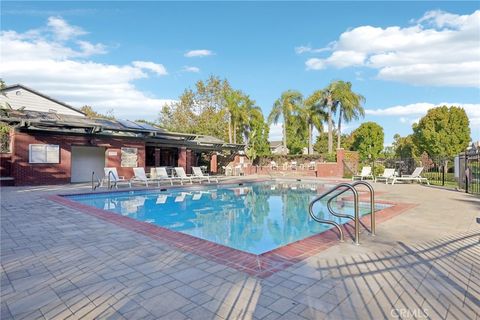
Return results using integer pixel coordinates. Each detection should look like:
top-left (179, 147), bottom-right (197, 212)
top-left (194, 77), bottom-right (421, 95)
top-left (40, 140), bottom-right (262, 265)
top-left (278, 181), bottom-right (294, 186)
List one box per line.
top-left (442, 161), bottom-right (445, 186)
top-left (465, 151), bottom-right (469, 194)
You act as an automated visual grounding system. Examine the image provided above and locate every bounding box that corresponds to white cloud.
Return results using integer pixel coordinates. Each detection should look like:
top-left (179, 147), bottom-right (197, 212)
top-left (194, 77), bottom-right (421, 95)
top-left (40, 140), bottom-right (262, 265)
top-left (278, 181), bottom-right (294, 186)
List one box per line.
top-left (366, 102), bottom-right (480, 126)
top-left (181, 66), bottom-right (200, 73)
top-left (0, 17), bottom-right (173, 119)
top-left (305, 58), bottom-right (325, 70)
top-left (304, 10), bottom-right (480, 87)
top-left (268, 123), bottom-right (283, 141)
top-left (132, 61), bottom-right (168, 76)
top-left (184, 49), bottom-right (214, 58)
top-left (47, 16), bottom-right (86, 40)
top-left (294, 45), bottom-right (330, 54)
top-left (76, 40), bottom-right (107, 56)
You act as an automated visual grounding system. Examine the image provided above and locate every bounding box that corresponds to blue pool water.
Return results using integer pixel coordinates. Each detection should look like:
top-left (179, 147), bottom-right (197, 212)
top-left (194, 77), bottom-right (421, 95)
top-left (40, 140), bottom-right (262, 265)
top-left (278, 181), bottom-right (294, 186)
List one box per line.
top-left (65, 181), bottom-right (389, 254)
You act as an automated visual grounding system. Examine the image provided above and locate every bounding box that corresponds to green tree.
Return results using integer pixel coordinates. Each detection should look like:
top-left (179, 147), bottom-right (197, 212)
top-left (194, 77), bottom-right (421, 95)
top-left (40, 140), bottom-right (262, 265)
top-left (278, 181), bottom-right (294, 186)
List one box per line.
top-left (159, 75), bottom-right (270, 152)
top-left (303, 90), bottom-right (327, 154)
top-left (392, 134), bottom-right (418, 159)
top-left (159, 76), bottom-right (230, 140)
top-left (245, 107), bottom-right (270, 162)
top-left (80, 105), bottom-right (115, 119)
top-left (286, 115), bottom-right (308, 154)
top-left (351, 122), bottom-right (384, 160)
top-left (267, 90), bottom-right (303, 151)
top-left (314, 132), bottom-right (352, 154)
top-left (412, 106), bottom-right (471, 158)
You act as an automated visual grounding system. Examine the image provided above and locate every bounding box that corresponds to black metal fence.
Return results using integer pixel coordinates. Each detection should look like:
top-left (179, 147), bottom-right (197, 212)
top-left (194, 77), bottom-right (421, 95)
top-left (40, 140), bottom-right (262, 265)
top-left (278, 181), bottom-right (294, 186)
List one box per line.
top-left (458, 147), bottom-right (480, 195)
top-left (374, 152), bottom-right (480, 194)
top-left (375, 157), bottom-right (456, 188)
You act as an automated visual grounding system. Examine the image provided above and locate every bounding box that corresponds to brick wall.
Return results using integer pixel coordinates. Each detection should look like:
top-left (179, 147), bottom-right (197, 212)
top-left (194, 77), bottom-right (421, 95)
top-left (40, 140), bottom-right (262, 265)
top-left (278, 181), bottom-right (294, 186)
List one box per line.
top-left (242, 149), bottom-right (357, 178)
top-left (11, 131), bottom-right (145, 186)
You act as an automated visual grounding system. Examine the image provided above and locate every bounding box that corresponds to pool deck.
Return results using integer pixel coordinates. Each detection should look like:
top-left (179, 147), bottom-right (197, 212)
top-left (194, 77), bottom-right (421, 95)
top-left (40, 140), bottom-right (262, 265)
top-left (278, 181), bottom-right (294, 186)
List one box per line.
top-left (1, 177), bottom-right (479, 319)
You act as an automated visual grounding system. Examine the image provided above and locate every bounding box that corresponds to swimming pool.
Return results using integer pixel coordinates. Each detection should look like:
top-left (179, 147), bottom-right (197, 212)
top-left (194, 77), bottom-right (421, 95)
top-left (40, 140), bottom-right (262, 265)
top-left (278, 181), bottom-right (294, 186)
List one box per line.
top-left (65, 181), bottom-right (389, 254)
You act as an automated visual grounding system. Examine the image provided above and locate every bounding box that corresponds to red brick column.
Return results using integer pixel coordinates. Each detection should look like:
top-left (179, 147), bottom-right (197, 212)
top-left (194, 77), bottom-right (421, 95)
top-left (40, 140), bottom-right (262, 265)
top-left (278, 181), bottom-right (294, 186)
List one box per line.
top-left (178, 147), bottom-right (187, 171)
top-left (210, 154), bottom-right (218, 174)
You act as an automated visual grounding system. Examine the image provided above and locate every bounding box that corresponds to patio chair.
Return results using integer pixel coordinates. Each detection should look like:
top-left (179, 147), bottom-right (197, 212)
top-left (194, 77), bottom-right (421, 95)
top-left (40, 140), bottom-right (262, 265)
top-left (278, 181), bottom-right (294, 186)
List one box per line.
top-left (291, 161), bottom-right (297, 170)
top-left (103, 167), bottom-right (131, 188)
top-left (375, 168), bottom-right (396, 184)
top-left (132, 167), bottom-right (159, 187)
top-left (270, 161), bottom-right (278, 170)
top-left (352, 166), bottom-right (374, 181)
top-left (223, 165), bottom-right (233, 176)
top-left (390, 167), bottom-right (430, 185)
top-left (192, 166), bottom-right (218, 183)
top-left (308, 161), bottom-right (316, 170)
top-left (152, 167), bottom-right (180, 186)
top-left (173, 167), bottom-right (194, 184)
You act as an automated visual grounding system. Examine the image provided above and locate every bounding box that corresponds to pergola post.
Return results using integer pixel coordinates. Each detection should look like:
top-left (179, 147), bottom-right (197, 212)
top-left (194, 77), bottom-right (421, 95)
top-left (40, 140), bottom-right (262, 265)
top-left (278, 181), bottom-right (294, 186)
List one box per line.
top-left (210, 153), bottom-right (218, 174)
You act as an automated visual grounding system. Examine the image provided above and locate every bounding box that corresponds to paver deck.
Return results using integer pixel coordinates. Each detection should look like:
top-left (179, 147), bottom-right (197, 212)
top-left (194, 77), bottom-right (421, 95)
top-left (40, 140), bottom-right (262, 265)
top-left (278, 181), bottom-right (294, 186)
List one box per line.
top-left (1, 179), bottom-right (479, 319)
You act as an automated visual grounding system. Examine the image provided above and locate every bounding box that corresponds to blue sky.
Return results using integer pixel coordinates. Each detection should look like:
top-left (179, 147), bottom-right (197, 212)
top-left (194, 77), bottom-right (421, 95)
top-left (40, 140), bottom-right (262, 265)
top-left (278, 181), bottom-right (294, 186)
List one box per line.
top-left (1, 1), bottom-right (479, 145)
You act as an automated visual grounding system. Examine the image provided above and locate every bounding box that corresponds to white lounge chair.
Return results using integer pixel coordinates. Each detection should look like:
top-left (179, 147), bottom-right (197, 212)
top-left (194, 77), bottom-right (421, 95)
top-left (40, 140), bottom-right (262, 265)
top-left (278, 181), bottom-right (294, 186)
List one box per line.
top-left (152, 167), bottom-right (179, 186)
top-left (103, 167), bottom-right (131, 188)
top-left (270, 161), bottom-right (278, 170)
top-left (174, 167), bottom-right (193, 184)
top-left (291, 161), bottom-right (297, 170)
top-left (132, 167), bottom-right (159, 187)
top-left (308, 161), bottom-right (316, 170)
top-left (352, 166), bottom-right (374, 181)
top-left (375, 168), bottom-right (396, 184)
top-left (192, 167), bottom-right (218, 183)
top-left (390, 167), bottom-right (430, 185)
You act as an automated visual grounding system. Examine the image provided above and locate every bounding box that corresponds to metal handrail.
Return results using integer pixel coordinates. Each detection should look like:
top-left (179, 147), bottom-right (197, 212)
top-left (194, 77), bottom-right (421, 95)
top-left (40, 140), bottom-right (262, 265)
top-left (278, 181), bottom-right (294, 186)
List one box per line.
top-left (326, 181), bottom-right (376, 236)
top-left (91, 171), bottom-right (101, 191)
top-left (309, 183), bottom-right (360, 244)
top-left (107, 170), bottom-right (116, 189)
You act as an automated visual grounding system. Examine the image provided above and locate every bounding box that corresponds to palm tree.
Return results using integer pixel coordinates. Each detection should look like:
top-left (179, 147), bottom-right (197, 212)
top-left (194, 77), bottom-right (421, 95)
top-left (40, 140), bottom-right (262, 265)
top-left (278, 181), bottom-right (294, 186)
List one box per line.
top-left (268, 90), bottom-right (303, 150)
top-left (304, 90), bottom-right (327, 154)
top-left (319, 81), bottom-right (365, 153)
top-left (224, 90), bottom-right (243, 144)
top-left (331, 81), bottom-right (365, 149)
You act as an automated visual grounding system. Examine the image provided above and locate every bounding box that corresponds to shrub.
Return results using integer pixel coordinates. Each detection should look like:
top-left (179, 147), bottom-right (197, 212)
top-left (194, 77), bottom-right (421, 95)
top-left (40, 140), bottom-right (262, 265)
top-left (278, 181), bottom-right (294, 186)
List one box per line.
top-left (323, 153), bottom-right (336, 162)
top-left (373, 164), bottom-right (385, 177)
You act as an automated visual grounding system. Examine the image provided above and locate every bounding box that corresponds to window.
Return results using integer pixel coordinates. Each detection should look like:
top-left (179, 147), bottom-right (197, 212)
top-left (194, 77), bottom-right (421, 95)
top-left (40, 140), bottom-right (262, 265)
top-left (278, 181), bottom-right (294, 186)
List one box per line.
top-left (29, 144), bottom-right (60, 163)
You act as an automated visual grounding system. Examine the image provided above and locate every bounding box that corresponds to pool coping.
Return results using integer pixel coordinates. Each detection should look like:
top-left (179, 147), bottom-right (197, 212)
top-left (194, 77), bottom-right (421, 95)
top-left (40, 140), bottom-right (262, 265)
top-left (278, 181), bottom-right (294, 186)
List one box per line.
top-left (47, 179), bottom-right (416, 278)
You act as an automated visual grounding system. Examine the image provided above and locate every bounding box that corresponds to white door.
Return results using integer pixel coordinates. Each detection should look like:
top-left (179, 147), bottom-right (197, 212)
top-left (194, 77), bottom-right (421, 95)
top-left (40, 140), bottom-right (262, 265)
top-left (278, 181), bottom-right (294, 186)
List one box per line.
top-left (71, 146), bottom-right (106, 183)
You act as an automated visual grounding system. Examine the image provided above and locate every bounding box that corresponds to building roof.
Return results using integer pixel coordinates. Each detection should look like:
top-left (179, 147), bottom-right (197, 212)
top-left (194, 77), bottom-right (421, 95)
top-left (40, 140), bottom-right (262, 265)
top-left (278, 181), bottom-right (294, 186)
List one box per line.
top-left (0, 109), bottom-right (244, 152)
top-left (2, 84), bottom-right (86, 116)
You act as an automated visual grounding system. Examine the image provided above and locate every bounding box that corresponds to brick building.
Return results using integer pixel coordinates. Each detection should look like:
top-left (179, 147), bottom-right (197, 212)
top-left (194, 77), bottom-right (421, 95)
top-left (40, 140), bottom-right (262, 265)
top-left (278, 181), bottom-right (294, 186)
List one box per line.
top-left (0, 85), bottom-right (243, 186)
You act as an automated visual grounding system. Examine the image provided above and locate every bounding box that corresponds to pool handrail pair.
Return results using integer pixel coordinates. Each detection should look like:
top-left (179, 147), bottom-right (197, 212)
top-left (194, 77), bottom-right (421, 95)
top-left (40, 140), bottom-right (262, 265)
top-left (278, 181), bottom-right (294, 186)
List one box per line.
top-left (308, 181), bottom-right (375, 245)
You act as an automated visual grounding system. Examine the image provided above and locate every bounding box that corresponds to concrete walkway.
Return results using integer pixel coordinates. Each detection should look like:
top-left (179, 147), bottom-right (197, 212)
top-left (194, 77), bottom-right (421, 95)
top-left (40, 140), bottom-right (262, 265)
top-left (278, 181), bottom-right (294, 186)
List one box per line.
top-left (1, 181), bottom-right (479, 319)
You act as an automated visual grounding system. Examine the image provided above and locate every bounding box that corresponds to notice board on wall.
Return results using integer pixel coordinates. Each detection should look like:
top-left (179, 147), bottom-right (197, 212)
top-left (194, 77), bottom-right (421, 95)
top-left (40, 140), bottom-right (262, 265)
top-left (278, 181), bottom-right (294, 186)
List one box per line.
top-left (121, 147), bottom-right (138, 167)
